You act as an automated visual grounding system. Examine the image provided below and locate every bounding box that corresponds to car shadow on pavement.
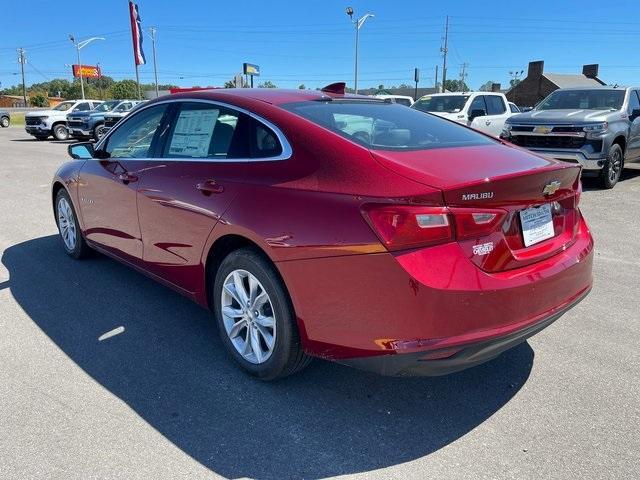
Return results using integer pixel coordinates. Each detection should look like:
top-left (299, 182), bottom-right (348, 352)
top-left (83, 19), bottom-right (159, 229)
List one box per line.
top-left (2, 235), bottom-right (534, 480)
top-left (582, 165), bottom-right (640, 190)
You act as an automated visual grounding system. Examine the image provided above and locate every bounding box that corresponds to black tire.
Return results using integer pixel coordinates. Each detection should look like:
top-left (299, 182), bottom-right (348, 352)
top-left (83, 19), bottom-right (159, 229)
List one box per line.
top-left (599, 143), bottom-right (623, 189)
top-left (54, 189), bottom-right (92, 259)
top-left (212, 248), bottom-right (311, 380)
top-left (0, 116), bottom-right (9, 128)
top-left (52, 123), bottom-right (69, 141)
top-left (93, 123), bottom-right (105, 142)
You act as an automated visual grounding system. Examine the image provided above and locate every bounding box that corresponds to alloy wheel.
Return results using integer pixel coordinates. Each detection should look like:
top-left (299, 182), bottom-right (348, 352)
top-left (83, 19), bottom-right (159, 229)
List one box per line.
top-left (221, 269), bottom-right (276, 364)
top-left (608, 148), bottom-right (622, 183)
top-left (57, 197), bottom-right (77, 251)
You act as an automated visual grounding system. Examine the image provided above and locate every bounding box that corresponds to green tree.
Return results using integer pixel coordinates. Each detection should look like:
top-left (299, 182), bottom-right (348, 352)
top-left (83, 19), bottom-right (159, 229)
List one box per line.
top-left (443, 79), bottom-right (469, 92)
top-left (510, 78), bottom-right (522, 88)
top-left (108, 79), bottom-right (139, 99)
top-left (29, 92), bottom-right (49, 107)
top-left (298, 84), bottom-right (306, 89)
top-left (258, 80), bottom-right (277, 88)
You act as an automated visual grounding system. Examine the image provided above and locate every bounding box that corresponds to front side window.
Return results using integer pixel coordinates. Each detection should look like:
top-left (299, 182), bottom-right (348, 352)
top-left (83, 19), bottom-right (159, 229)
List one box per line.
top-left (74, 102), bottom-right (91, 112)
top-left (164, 103), bottom-right (248, 159)
top-left (627, 91), bottom-right (640, 114)
top-left (485, 95), bottom-right (506, 115)
top-left (509, 103), bottom-right (520, 113)
top-left (413, 95), bottom-right (469, 113)
top-left (537, 89), bottom-right (625, 111)
top-left (104, 104), bottom-right (168, 158)
top-left (283, 100), bottom-right (495, 151)
top-left (468, 96), bottom-right (487, 114)
top-left (394, 98), bottom-right (413, 107)
top-left (114, 102), bottom-right (133, 112)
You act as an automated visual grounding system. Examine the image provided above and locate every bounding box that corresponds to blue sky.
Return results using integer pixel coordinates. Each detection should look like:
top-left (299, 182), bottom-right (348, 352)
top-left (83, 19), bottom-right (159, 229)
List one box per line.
top-left (1, 0), bottom-right (638, 91)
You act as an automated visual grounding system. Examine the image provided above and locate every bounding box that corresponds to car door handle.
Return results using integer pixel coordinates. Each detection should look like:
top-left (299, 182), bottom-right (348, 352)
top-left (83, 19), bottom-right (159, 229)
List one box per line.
top-left (196, 179), bottom-right (224, 195)
top-left (118, 172), bottom-right (138, 184)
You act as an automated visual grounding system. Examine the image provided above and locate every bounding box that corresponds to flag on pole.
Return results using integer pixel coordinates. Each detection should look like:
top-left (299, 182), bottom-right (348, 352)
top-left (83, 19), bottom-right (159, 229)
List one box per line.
top-left (129, 1), bottom-right (146, 66)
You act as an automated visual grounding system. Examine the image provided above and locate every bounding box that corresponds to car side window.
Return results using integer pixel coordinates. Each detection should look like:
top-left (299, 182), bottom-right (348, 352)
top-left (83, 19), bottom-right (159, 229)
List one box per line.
top-left (468, 96), bottom-right (487, 114)
top-left (627, 90), bottom-right (640, 115)
top-left (485, 96), bottom-right (507, 115)
top-left (164, 102), bottom-right (249, 159)
top-left (251, 119), bottom-right (283, 158)
top-left (74, 102), bottom-right (91, 112)
top-left (509, 103), bottom-right (520, 113)
top-left (104, 104), bottom-right (168, 159)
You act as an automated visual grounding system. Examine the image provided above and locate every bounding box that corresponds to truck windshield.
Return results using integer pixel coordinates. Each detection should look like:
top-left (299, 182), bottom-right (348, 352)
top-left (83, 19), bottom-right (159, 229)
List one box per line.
top-left (537, 90), bottom-right (625, 111)
top-left (283, 100), bottom-right (494, 151)
top-left (93, 101), bottom-right (120, 112)
top-left (412, 95), bottom-right (469, 113)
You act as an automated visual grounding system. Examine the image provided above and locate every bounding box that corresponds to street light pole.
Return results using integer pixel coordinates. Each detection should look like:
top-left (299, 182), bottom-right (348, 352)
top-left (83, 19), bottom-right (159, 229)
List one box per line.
top-left (69, 35), bottom-right (105, 100)
top-left (149, 27), bottom-right (159, 98)
top-left (346, 7), bottom-right (374, 94)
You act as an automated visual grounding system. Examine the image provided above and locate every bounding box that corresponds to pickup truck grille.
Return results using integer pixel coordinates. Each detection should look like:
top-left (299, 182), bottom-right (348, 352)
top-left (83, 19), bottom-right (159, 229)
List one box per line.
top-left (510, 135), bottom-right (586, 149)
top-left (25, 117), bottom-right (42, 125)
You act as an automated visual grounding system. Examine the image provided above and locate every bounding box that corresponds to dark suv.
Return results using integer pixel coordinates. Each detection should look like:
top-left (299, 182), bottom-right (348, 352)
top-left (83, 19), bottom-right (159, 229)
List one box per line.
top-left (501, 87), bottom-right (640, 188)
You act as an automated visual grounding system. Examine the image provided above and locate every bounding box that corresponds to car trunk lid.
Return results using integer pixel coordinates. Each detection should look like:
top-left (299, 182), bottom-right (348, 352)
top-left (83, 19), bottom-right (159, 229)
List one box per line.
top-left (371, 144), bottom-right (582, 272)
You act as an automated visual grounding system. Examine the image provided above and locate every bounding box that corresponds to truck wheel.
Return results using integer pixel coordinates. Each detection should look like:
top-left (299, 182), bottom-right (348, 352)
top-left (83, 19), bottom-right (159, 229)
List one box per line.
top-left (599, 143), bottom-right (623, 189)
top-left (0, 116), bottom-right (9, 128)
top-left (93, 124), bottom-right (106, 141)
top-left (52, 124), bottom-right (69, 141)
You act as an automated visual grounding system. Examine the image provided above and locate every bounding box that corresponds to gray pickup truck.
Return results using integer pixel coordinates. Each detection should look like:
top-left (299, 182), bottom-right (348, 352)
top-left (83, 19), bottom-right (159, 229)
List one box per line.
top-left (501, 86), bottom-right (640, 188)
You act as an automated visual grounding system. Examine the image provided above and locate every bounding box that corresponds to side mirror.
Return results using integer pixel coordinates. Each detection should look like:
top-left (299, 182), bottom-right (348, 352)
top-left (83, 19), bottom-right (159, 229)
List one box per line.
top-left (631, 109), bottom-right (640, 121)
top-left (469, 109), bottom-right (486, 121)
top-left (68, 142), bottom-right (95, 159)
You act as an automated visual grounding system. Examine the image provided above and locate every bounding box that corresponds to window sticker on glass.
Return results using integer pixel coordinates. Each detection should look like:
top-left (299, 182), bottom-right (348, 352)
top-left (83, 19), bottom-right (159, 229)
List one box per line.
top-left (169, 109), bottom-right (219, 157)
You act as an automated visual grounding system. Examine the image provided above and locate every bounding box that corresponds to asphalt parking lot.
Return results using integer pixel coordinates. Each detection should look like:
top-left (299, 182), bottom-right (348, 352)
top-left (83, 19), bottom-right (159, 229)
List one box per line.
top-left (0, 125), bottom-right (638, 480)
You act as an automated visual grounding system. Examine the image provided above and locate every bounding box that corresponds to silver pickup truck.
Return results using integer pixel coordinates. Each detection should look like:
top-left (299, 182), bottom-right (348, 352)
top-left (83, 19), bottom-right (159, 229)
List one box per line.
top-left (501, 86), bottom-right (640, 188)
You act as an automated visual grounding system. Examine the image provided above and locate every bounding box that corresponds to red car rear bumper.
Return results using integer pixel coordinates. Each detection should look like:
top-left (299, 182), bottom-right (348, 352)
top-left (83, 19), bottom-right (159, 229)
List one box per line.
top-left (278, 216), bottom-right (593, 374)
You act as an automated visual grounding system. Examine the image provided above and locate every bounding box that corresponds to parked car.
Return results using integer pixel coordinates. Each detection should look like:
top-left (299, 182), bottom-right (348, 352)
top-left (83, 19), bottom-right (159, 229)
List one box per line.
top-left (53, 86), bottom-right (593, 380)
top-left (412, 92), bottom-right (514, 136)
top-left (101, 100), bottom-right (145, 133)
top-left (67, 100), bottom-right (135, 141)
top-left (508, 102), bottom-right (521, 113)
top-left (25, 100), bottom-right (103, 140)
top-left (0, 110), bottom-right (10, 128)
top-left (373, 94), bottom-right (414, 107)
top-left (501, 86), bottom-right (640, 188)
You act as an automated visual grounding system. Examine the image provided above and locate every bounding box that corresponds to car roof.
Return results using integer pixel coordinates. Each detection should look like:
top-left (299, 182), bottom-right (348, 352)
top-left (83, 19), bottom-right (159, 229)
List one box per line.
top-left (554, 86), bottom-right (635, 91)
top-left (163, 88), bottom-right (376, 106)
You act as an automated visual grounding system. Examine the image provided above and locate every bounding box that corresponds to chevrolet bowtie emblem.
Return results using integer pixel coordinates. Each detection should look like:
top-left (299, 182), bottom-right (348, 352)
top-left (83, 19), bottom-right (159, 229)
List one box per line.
top-left (533, 126), bottom-right (553, 134)
top-left (543, 180), bottom-right (562, 196)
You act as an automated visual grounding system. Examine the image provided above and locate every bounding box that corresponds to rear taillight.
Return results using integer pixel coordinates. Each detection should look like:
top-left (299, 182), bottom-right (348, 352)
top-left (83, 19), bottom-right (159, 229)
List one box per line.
top-left (362, 204), bottom-right (507, 251)
top-left (362, 205), bottom-right (452, 251)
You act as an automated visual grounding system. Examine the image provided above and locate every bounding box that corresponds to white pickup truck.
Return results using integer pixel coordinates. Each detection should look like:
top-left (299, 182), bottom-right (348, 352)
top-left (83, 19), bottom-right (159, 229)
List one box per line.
top-left (25, 99), bottom-right (102, 140)
top-left (412, 92), bottom-right (514, 136)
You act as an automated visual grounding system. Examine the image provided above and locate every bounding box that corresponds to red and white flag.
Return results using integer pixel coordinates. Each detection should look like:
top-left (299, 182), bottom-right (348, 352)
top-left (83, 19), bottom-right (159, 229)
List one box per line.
top-left (129, 1), bottom-right (146, 66)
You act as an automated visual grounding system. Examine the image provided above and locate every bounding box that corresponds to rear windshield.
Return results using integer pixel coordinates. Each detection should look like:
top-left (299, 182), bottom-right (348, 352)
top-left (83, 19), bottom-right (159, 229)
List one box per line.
top-left (537, 89), bottom-right (625, 111)
top-left (412, 95), bottom-right (469, 113)
top-left (282, 100), bottom-right (494, 151)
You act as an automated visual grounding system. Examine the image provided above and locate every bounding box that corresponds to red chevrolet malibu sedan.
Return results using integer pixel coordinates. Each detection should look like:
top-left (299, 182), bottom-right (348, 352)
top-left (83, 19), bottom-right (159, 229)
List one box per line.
top-left (53, 85), bottom-right (593, 380)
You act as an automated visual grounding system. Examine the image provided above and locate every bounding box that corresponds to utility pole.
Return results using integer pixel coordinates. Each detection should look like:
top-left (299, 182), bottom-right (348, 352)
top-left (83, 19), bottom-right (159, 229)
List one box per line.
top-left (97, 62), bottom-right (103, 99)
top-left (149, 27), bottom-right (159, 98)
top-left (69, 35), bottom-right (105, 100)
top-left (440, 15), bottom-right (449, 93)
top-left (17, 48), bottom-right (27, 107)
top-left (459, 62), bottom-right (468, 92)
